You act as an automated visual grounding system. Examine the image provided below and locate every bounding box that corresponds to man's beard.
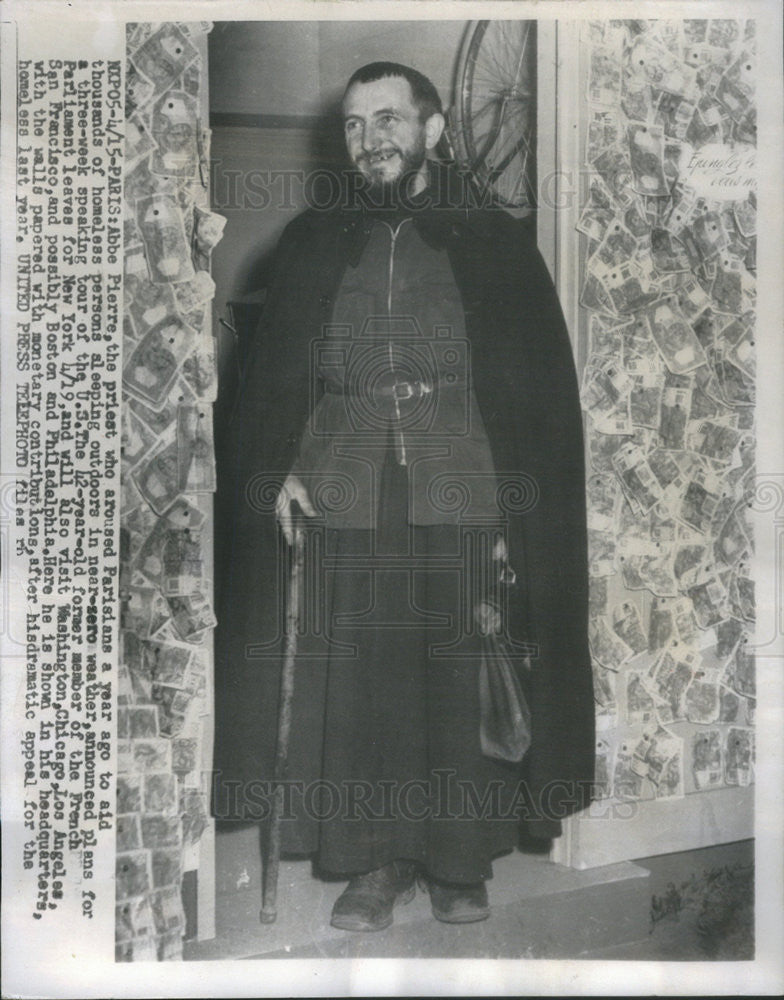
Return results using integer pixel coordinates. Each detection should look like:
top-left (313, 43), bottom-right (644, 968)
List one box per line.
top-left (354, 139), bottom-right (427, 205)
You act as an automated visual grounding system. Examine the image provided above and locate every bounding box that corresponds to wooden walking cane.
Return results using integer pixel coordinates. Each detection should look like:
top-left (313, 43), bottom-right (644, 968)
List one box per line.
top-left (260, 518), bottom-right (305, 923)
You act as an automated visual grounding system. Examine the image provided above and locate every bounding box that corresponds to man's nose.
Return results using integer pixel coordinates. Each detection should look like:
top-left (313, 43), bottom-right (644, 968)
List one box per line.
top-left (361, 123), bottom-right (379, 152)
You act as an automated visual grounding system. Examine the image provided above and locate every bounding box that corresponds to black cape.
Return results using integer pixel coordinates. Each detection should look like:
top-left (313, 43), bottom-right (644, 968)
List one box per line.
top-left (213, 163), bottom-right (595, 840)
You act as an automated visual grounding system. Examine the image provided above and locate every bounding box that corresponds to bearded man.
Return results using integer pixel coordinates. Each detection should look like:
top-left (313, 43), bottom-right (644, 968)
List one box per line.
top-left (214, 61), bottom-right (595, 932)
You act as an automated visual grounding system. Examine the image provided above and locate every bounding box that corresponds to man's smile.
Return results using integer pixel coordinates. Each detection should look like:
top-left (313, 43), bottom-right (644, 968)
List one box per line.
top-left (363, 149), bottom-right (400, 164)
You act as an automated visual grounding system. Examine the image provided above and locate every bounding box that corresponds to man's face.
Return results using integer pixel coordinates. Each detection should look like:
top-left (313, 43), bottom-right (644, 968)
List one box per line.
top-left (343, 76), bottom-right (429, 193)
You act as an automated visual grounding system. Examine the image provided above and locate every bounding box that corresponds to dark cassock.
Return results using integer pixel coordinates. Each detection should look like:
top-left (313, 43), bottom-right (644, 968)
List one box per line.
top-left (214, 63), bottom-right (594, 931)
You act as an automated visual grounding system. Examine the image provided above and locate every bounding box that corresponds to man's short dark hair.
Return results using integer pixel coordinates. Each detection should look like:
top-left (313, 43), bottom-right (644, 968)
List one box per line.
top-left (344, 61), bottom-right (443, 122)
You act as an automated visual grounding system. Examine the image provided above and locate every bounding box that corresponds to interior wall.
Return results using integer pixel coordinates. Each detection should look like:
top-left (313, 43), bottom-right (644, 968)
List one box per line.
top-left (208, 22), bottom-right (322, 117)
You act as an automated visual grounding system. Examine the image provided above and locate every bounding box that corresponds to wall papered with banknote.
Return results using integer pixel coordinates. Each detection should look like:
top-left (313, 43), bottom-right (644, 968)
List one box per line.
top-left (117, 22), bottom-right (225, 961)
top-left (579, 19), bottom-right (756, 809)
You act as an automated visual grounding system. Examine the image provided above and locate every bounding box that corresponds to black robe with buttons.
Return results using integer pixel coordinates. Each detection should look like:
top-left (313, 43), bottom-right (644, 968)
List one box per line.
top-left (212, 162), bottom-right (595, 849)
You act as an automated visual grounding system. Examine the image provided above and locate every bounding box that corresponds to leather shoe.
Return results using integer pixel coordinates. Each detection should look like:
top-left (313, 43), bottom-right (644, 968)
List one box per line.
top-left (330, 860), bottom-right (418, 932)
top-left (424, 876), bottom-right (490, 923)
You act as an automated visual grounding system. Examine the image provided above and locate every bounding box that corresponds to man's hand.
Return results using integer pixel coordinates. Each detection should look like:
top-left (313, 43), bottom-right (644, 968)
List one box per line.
top-left (474, 600), bottom-right (502, 636)
top-left (493, 536), bottom-right (508, 563)
top-left (275, 473), bottom-right (317, 545)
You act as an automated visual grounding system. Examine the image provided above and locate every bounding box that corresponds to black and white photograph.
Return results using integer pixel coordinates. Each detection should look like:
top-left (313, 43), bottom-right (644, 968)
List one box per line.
top-left (1, 1), bottom-right (782, 996)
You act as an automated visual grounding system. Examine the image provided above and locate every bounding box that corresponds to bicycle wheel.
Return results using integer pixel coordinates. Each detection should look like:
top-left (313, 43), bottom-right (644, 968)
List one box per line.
top-left (452, 20), bottom-right (537, 214)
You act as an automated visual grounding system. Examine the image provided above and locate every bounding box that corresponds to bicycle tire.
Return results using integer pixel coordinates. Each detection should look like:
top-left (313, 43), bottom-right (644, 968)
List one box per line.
top-left (451, 20), bottom-right (537, 213)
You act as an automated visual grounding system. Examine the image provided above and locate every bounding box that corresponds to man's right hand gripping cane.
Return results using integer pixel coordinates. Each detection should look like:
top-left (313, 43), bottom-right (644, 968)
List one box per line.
top-left (275, 473), bottom-right (317, 544)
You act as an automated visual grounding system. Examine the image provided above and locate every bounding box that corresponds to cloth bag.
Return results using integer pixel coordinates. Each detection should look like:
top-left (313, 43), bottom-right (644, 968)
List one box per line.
top-left (476, 560), bottom-right (532, 763)
top-left (478, 628), bottom-right (532, 763)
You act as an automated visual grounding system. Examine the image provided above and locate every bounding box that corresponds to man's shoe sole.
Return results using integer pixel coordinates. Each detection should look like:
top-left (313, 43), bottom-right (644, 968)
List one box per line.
top-left (430, 904), bottom-right (490, 924)
top-left (329, 883), bottom-right (416, 932)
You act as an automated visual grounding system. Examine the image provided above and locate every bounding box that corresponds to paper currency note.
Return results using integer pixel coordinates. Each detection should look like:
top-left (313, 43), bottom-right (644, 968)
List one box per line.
top-left (623, 318), bottom-right (664, 375)
top-left (128, 279), bottom-right (178, 339)
top-left (177, 405), bottom-right (216, 493)
top-left (626, 671), bottom-right (656, 725)
top-left (648, 597), bottom-right (674, 651)
top-left (172, 270), bottom-right (216, 314)
top-left (123, 315), bottom-right (195, 409)
top-left (141, 816), bottom-right (182, 851)
top-left (612, 737), bottom-right (647, 800)
top-left (678, 467), bottom-right (722, 533)
top-left (628, 34), bottom-right (698, 98)
top-left (134, 499), bottom-right (206, 592)
top-left (612, 601), bottom-right (648, 655)
top-left (724, 727), bottom-right (754, 785)
top-left (711, 261), bottom-right (746, 315)
top-left (121, 406), bottom-right (160, 475)
top-left (133, 440), bottom-right (182, 516)
top-left (116, 851), bottom-right (152, 901)
top-left (589, 575), bottom-right (609, 619)
top-left (180, 788), bottom-right (210, 847)
top-left (589, 615), bottom-right (634, 670)
top-left (655, 750), bottom-right (684, 799)
top-left (630, 373), bottom-right (665, 428)
top-left (687, 418), bottom-right (743, 464)
top-left (151, 90), bottom-right (200, 177)
top-left (684, 666), bottom-right (722, 724)
top-left (588, 42), bottom-right (623, 106)
top-left (725, 640), bottom-right (755, 697)
top-left (167, 592), bottom-right (217, 642)
top-left (117, 812), bottom-right (142, 854)
top-left (692, 729), bottom-right (725, 791)
top-left (653, 88), bottom-right (697, 140)
top-left (733, 193), bottom-right (756, 238)
top-left (130, 23), bottom-right (199, 95)
top-left (142, 773), bottom-right (179, 815)
top-left (594, 738), bottom-right (613, 798)
top-left (128, 705), bottom-right (159, 738)
top-left (117, 774), bottom-right (143, 815)
top-left (579, 271), bottom-right (615, 315)
top-left (151, 848), bottom-right (182, 890)
top-left (587, 473), bottom-right (620, 531)
top-left (612, 442), bottom-right (664, 514)
top-left (126, 62), bottom-right (156, 117)
top-left (653, 648), bottom-right (698, 722)
top-left (686, 573), bottom-right (729, 628)
top-left (627, 123), bottom-right (671, 196)
top-left (599, 259), bottom-right (657, 315)
top-left (136, 192), bottom-right (196, 285)
top-left (588, 314), bottom-right (628, 358)
top-left (171, 737), bottom-right (199, 774)
top-left (126, 111), bottom-right (157, 172)
top-left (122, 586), bottom-right (171, 640)
top-left (151, 886), bottom-right (186, 936)
top-left (642, 297), bottom-right (709, 373)
top-left (718, 685), bottom-right (743, 724)
top-left (586, 108), bottom-right (623, 163)
top-left (620, 549), bottom-right (679, 597)
top-left (131, 738), bottom-right (173, 773)
top-left (674, 272), bottom-right (713, 320)
top-left (180, 334), bottom-right (218, 402)
top-left (592, 144), bottom-right (636, 209)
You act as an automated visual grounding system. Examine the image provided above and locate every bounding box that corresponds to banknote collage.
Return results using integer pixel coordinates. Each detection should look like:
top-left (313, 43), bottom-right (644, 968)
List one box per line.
top-left (579, 19), bottom-right (756, 806)
top-left (116, 22), bottom-right (222, 961)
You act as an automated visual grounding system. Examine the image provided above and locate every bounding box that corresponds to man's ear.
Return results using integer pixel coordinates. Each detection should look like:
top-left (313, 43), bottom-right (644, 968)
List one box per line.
top-left (424, 112), bottom-right (446, 151)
